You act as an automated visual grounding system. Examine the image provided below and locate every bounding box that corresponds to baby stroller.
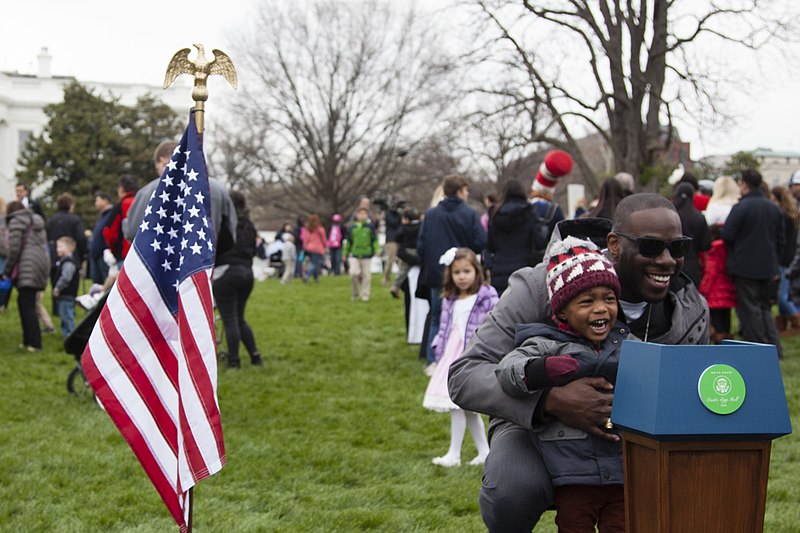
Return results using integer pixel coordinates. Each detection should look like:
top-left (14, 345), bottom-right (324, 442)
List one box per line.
top-left (63, 292), bottom-right (109, 400)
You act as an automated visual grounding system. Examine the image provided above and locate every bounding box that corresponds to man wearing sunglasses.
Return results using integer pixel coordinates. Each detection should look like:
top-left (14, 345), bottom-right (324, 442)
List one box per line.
top-left (449, 192), bottom-right (709, 532)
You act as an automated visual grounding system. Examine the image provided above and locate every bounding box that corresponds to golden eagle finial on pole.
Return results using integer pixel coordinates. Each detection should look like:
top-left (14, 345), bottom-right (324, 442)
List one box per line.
top-left (163, 43), bottom-right (238, 134)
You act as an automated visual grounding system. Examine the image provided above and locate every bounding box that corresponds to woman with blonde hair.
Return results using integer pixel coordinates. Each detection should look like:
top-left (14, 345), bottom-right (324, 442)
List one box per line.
top-left (700, 176), bottom-right (739, 342)
top-left (704, 176), bottom-right (740, 226)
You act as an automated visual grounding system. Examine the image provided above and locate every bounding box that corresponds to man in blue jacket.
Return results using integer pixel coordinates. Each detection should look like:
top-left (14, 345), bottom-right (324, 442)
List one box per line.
top-left (417, 174), bottom-right (487, 370)
top-left (722, 169), bottom-right (785, 358)
top-left (88, 192), bottom-right (114, 284)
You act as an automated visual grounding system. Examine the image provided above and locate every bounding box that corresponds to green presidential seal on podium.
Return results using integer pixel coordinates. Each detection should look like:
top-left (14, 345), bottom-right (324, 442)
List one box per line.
top-left (698, 363), bottom-right (746, 415)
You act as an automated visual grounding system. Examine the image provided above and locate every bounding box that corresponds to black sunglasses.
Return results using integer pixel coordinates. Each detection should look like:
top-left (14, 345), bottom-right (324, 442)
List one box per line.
top-left (614, 231), bottom-right (693, 258)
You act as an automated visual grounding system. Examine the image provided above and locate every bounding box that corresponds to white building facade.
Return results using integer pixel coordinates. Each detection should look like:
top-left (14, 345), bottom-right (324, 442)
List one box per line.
top-left (0, 48), bottom-right (190, 201)
top-left (698, 149), bottom-right (800, 188)
top-left (751, 148), bottom-right (800, 188)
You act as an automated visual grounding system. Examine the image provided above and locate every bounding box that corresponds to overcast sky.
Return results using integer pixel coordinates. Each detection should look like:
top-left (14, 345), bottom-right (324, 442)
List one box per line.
top-left (2, 0), bottom-right (799, 160)
top-left (0, 0), bottom-right (252, 97)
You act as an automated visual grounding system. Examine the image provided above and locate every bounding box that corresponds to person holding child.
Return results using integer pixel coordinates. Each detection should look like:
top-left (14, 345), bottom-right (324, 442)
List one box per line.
top-left (449, 193), bottom-right (709, 531)
top-left (496, 236), bottom-right (627, 532)
top-left (423, 247), bottom-right (498, 467)
top-left (51, 236), bottom-right (80, 337)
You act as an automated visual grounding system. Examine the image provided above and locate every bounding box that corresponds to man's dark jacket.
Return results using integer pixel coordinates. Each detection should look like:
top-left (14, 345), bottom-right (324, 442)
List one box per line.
top-left (46, 210), bottom-right (88, 265)
top-left (90, 208), bottom-right (114, 261)
top-left (417, 195), bottom-right (486, 288)
top-left (721, 190), bottom-right (784, 280)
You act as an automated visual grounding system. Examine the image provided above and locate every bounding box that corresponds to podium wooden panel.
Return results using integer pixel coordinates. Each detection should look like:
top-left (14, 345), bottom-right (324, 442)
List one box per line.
top-left (623, 431), bottom-right (771, 533)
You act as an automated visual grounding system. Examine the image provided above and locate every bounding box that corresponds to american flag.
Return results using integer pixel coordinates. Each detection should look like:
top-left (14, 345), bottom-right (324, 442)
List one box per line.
top-left (82, 113), bottom-right (225, 532)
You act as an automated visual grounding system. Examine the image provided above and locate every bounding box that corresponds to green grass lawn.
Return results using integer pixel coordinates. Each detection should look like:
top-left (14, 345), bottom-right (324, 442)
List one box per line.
top-left (0, 275), bottom-right (798, 532)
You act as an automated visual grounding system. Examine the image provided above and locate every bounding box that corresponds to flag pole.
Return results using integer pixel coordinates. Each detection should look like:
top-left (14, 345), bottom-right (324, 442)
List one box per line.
top-left (187, 487), bottom-right (194, 533)
top-left (162, 43), bottom-right (237, 533)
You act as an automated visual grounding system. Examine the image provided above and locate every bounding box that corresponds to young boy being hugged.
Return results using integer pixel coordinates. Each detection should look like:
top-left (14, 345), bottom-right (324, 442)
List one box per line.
top-left (343, 207), bottom-right (381, 302)
top-left (496, 236), bottom-right (629, 532)
top-left (52, 236), bottom-right (80, 337)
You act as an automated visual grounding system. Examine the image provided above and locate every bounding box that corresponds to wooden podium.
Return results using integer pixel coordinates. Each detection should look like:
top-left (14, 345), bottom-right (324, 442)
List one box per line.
top-left (612, 340), bottom-right (792, 533)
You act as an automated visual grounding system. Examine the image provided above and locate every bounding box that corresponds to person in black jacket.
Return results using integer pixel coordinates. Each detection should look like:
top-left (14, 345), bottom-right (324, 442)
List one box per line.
top-left (46, 193), bottom-right (88, 267)
top-left (672, 182), bottom-right (711, 286)
top-left (390, 207), bottom-right (421, 299)
top-left (88, 192), bottom-right (114, 284)
top-left (417, 175), bottom-right (487, 367)
top-left (392, 207), bottom-right (422, 335)
top-left (487, 178), bottom-right (537, 295)
top-left (722, 169), bottom-right (785, 358)
top-left (213, 191), bottom-right (262, 369)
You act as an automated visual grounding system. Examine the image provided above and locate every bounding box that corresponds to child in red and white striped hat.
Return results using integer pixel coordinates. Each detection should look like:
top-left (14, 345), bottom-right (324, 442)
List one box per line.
top-left (496, 235), bottom-right (628, 532)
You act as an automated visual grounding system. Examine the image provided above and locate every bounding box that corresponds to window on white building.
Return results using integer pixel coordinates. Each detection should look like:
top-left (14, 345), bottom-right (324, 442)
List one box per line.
top-left (17, 130), bottom-right (32, 155)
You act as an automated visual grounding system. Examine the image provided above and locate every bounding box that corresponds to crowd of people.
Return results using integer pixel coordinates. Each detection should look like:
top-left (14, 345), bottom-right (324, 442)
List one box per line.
top-left (0, 139), bottom-right (259, 365)
top-left (4, 137), bottom-right (798, 530)
top-left (383, 157), bottom-right (794, 532)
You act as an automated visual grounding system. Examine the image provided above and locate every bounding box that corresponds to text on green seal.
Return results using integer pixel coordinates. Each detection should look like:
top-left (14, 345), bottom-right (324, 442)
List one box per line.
top-left (697, 364), bottom-right (746, 415)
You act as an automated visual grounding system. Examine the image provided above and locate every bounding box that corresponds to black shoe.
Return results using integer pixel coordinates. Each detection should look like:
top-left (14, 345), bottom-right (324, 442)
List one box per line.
top-left (251, 354), bottom-right (264, 367)
top-left (227, 358), bottom-right (241, 369)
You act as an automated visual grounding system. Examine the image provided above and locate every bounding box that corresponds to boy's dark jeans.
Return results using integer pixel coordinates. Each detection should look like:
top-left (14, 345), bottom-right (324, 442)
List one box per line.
top-left (55, 296), bottom-right (75, 338)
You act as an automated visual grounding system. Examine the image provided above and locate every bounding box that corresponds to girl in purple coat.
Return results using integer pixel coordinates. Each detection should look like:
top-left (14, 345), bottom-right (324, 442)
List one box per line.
top-left (423, 247), bottom-right (498, 467)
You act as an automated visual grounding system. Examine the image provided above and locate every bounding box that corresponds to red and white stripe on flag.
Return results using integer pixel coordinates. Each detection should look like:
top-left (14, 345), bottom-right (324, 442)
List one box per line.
top-left (81, 113), bottom-right (225, 531)
top-left (82, 251), bottom-right (225, 531)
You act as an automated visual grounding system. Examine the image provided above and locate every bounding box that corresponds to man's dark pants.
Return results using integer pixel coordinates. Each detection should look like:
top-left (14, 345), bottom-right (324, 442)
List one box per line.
top-left (734, 276), bottom-right (783, 358)
top-left (480, 424), bottom-right (554, 532)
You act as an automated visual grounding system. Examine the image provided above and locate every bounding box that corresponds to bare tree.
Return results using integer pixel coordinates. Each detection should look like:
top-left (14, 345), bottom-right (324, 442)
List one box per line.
top-left (206, 121), bottom-right (269, 190)
top-left (469, 0), bottom-right (799, 193)
top-left (229, 0), bottom-right (456, 219)
top-left (460, 93), bottom-right (547, 185)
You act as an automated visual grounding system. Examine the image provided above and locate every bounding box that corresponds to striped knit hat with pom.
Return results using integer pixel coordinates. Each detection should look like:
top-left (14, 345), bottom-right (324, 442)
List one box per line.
top-left (546, 236), bottom-right (620, 315)
top-left (531, 150), bottom-right (574, 196)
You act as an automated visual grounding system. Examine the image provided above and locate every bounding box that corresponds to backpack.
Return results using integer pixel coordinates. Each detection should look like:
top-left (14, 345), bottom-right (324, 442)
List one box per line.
top-left (529, 201), bottom-right (558, 265)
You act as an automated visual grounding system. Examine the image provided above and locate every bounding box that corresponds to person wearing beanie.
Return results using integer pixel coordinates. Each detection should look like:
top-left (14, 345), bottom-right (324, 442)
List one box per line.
top-left (450, 193), bottom-right (709, 531)
top-left (496, 236), bottom-right (629, 532)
